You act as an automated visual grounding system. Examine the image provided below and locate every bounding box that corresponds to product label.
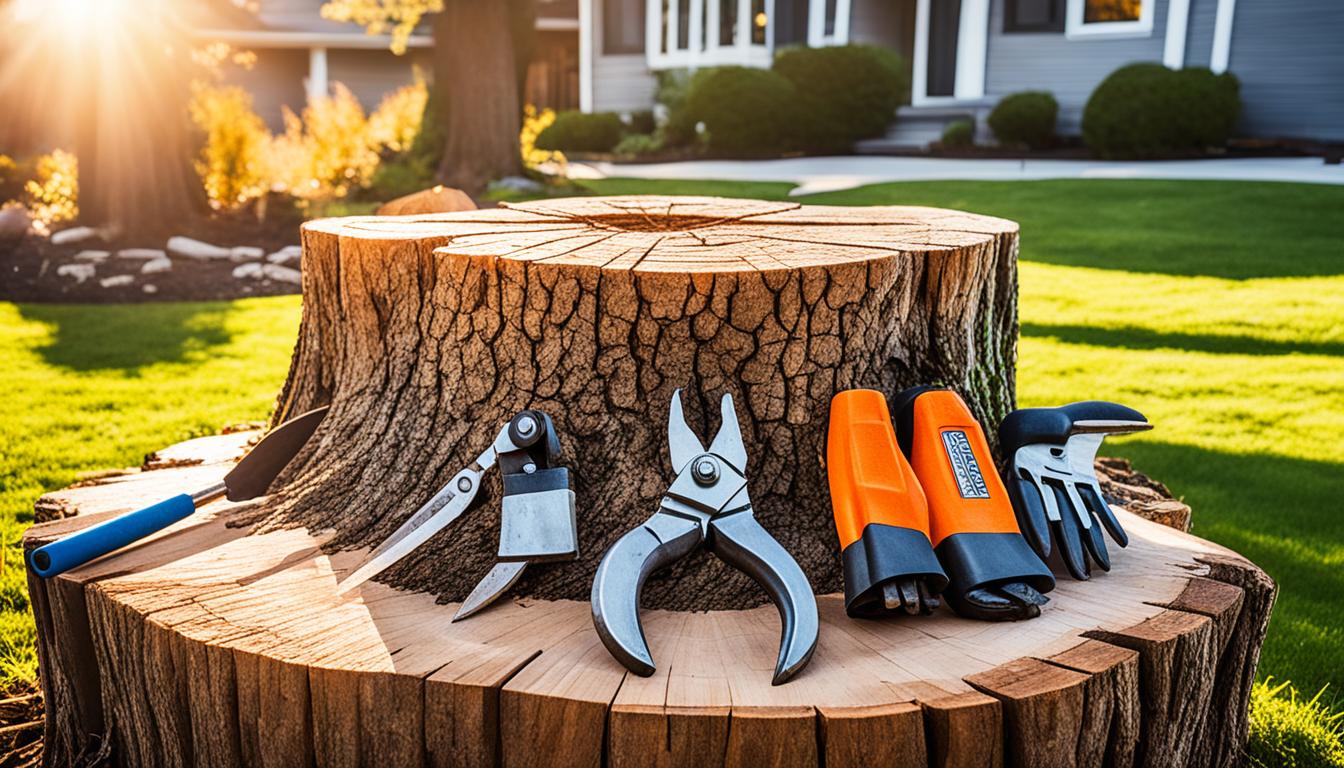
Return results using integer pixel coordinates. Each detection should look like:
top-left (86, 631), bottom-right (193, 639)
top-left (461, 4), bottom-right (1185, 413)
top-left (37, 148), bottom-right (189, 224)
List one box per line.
top-left (941, 430), bottom-right (990, 499)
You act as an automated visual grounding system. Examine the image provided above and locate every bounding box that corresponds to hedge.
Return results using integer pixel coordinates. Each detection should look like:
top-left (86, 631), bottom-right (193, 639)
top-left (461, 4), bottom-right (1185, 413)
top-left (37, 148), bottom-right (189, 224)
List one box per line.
top-left (535, 111), bottom-right (625, 153)
top-left (988, 91), bottom-right (1057, 149)
top-left (1082, 63), bottom-right (1240, 158)
top-left (773, 45), bottom-right (908, 153)
top-left (682, 66), bottom-right (801, 155)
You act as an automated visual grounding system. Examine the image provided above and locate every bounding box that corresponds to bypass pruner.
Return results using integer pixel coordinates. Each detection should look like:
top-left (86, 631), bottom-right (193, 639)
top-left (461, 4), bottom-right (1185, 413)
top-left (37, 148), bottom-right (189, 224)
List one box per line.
top-left (337, 410), bottom-right (576, 620)
top-left (590, 390), bottom-right (818, 686)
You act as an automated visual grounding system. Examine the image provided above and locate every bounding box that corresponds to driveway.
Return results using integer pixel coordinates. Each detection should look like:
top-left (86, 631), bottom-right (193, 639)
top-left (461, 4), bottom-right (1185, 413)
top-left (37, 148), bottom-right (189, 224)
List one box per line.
top-left (563, 156), bottom-right (1344, 195)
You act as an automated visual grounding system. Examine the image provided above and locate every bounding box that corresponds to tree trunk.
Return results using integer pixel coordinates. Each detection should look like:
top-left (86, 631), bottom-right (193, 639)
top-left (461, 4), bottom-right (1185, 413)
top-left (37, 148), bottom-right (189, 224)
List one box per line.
top-left (431, 0), bottom-right (526, 192)
top-left (264, 196), bottom-right (1021, 610)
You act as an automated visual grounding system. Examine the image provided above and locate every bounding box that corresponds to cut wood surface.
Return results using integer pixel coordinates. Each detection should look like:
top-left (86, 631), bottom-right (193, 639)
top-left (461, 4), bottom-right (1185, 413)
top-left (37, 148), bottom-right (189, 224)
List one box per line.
top-left (25, 433), bottom-right (1274, 768)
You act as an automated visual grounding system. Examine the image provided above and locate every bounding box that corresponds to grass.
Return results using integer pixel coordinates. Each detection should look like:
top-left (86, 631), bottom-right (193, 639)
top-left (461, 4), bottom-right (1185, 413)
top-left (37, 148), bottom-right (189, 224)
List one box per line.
top-left (1, 178), bottom-right (1340, 734)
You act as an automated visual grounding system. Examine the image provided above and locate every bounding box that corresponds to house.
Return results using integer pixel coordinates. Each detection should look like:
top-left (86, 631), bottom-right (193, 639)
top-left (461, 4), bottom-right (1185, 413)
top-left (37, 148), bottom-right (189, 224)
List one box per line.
top-left (577, 0), bottom-right (1344, 147)
top-left (193, 0), bottom-right (582, 129)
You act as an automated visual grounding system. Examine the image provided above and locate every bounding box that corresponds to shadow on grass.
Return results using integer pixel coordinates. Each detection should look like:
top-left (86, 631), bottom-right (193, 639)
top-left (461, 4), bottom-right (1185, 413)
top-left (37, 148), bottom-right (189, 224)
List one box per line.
top-left (1114, 440), bottom-right (1344, 696)
top-left (18, 302), bottom-right (237, 373)
top-left (1023, 322), bottom-right (1344, 358)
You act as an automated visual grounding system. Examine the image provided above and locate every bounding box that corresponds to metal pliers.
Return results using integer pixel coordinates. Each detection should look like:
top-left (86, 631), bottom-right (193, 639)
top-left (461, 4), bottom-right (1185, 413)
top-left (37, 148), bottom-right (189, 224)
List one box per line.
top-left (590, 390), bottom-right (819, 685)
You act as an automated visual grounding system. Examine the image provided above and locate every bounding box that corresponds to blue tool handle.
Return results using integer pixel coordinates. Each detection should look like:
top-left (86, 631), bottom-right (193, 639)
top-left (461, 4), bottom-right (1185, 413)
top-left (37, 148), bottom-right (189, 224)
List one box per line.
top-left (28, 494), bottom-right (198, 578)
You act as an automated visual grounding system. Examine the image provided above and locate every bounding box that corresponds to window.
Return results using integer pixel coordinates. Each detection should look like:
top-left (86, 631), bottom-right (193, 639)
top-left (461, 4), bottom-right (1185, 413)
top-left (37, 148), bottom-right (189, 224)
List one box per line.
top-left (1003, 0), bottom-right (1064, 32)
top-left (604, 0), bottom-right (646, 54)
top-left (646, 0), bottom-right (774, 69)
top-left (1065, 0), bottom-right (1152, 38)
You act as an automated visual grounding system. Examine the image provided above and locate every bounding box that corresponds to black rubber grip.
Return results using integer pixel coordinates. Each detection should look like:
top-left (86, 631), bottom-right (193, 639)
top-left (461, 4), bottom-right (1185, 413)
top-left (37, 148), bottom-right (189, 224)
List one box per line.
top-left (841, 524), bottom-right (948, 618)
top-left (998, 401), bottom-right (1147, 454)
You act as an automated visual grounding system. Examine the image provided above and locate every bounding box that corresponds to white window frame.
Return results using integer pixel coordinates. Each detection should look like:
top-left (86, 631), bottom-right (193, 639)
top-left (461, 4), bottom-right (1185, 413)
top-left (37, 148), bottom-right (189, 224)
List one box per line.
top-left (645, 0), bottom-right (776, 70)
top-left (911, 0), bottom-right (989, 106)
top-left (807, 0), bottom-right (851, 47)
top-left (1065, 0), bottom-right (1154, 39)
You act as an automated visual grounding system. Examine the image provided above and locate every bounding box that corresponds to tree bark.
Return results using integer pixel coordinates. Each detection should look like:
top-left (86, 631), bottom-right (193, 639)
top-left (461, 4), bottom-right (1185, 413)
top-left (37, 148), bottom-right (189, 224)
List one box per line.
top-left (431, 0), bottom-right (526, 192)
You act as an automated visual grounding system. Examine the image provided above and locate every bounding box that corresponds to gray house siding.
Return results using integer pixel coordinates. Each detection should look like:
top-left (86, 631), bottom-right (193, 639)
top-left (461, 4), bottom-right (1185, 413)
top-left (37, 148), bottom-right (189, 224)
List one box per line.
top-left (225, 49), bottom-right (310, 129)
top-left (1224, 0), bottom-right (1344, 141)
top-left (328, 49), bottom-right (433, 111)
top-left (983, 0), bottom-right (1169, 135)
top-left (1182, 0), bottom-right (1217, 68)
top-left (591, 0), bottom-right (658, 112)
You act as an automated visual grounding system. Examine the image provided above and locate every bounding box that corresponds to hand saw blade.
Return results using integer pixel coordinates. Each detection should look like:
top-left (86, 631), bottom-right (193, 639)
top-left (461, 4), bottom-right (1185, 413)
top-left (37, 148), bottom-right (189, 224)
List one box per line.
top-left (337, 444), bottom-right (498, 594)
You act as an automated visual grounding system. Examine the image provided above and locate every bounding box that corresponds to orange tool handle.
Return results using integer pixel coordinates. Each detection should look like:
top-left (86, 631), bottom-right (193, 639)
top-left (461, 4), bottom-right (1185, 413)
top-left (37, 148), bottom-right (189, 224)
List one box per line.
top-left (903, 389), bottom-right (1021, 547)
top-left (827, 389), bottom-right (931, 549)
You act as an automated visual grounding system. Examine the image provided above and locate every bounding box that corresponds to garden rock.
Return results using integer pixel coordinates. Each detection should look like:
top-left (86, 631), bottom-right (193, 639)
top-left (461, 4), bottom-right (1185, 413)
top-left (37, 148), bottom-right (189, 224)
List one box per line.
top-left (141, 257), bottom-right (173, 275)
top-left (267, 245), bottom-right (302, 265)
top-left (143, 284), bottom-right (158, 294)
top-left (50, 226), bottom-right (100, 246)
top-left (261, 263), bottom-right (301, 284)
top-left (376, 185), bottom-right (477, 216)
top-left (232, 262), bottom-right (264, 280)
top-left (0, 205), bottom-right (32, 244)
top-left (117, 248), bottom-right (167, 260)
top-left (74, 250), bottom-right (110, 263)
top-left (230, 246), bottom-right (265, 261)
top-left (56, 263), bottom-right (95, 283)
top-left (488, 176), bottom-right (543, 195)
top-left (168, 236), bottom-right (232, 260)
top-left (99, 275), bottom-right (134, 288)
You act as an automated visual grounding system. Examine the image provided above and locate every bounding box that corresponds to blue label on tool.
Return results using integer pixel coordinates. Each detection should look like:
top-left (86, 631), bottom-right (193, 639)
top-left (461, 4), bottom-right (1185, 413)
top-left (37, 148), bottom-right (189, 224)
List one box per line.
top-left (941, 430), bottom-right (990, 499)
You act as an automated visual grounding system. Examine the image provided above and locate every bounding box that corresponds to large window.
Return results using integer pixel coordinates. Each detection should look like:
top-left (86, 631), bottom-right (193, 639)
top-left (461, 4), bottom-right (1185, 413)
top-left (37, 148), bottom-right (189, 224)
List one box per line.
top-left (1003, 0), bottom-right (1064, 32)
top-left (604, 0), bottom-right (646, 54)
top-left (646, 0), bottom-right (774, 68)
top-left (1065, 0), bottom-right (1151, 37)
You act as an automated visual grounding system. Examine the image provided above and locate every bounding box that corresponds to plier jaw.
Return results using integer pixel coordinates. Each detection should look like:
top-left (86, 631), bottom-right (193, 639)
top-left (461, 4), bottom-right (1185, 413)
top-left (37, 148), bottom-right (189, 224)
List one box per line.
top-left (591, 390), bottom-right (819, 685)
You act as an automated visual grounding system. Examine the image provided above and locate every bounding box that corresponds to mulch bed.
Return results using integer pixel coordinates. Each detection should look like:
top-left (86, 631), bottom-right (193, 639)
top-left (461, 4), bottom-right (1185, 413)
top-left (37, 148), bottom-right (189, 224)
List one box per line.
top-left (0, 213), bottom-right (305, 304)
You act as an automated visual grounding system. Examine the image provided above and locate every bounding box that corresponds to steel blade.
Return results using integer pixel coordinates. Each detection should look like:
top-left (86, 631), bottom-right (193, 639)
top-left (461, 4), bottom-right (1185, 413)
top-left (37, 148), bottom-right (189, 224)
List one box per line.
top-left (666, 389), bottom-right (705, 474)
top-left (453, 561), bottom-right (528, 621)
top-left (337, 446), bottom-right (497, 594)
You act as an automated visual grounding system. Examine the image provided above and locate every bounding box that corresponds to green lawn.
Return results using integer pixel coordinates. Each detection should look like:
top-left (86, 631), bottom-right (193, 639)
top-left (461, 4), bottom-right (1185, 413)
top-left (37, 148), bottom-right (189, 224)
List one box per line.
top-left (2, 178), bottom-right (1341, 708)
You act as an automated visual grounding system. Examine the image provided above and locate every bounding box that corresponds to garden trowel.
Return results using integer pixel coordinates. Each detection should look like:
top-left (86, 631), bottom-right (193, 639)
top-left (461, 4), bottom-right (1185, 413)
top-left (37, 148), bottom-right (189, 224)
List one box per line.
top-left (28, 405), bottom-right (330, 578)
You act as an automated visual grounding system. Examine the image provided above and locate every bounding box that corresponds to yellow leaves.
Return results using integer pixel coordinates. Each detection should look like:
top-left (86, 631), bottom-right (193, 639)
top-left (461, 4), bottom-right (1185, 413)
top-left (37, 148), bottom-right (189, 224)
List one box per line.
top-left (367, 75), bottom-right (428, 154)
top-left (188, 84), bottom-right (270, 210)
top-left (320, 0), bottom-right (442, 55)
top-left (22, 150), bottom-right (79, 230)
top-left (278, 83), bottom-right (382, 204)
top-left (521, 105), bottom-right (565, 171)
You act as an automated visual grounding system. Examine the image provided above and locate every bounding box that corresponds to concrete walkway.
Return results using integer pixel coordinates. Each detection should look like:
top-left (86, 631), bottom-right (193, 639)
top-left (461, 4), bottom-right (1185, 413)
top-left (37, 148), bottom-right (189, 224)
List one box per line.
top-left (563, 155), bottom-right (1344, 195)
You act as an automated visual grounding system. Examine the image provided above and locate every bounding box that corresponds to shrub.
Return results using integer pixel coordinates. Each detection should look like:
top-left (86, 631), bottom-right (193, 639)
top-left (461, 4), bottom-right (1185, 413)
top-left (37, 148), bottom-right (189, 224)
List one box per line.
top-left (1083, 63), bottom-right (1240, 158)
top-left (656, 69), bottom-right (701, 147)
top-left (625, 110), bottom-right (657, 135)
top-left (270, 83), bottom-right (381, 205)
top-left (367, 76), bottom-right (429, 154)
top-left (535, 111), bottom-right (625, 153)
top-left (521, 105), bottom-right (566, 170)
top-left (683, 66), bottom-right (800, 155)
top-left (614, 133), bottom-right (663, 157)
top-left (1246, 679), bottom-right (1344, 768)
top-left (941, 120), bottom-right (974, 150)
top-left (772, 45), bottom-right (908, 153)
top-left (23, 150), bottom-right (78, 229)
top-left (189, 84), bottom-right (271, 211)
top-left (988, 91), bottom-right (1057, 149)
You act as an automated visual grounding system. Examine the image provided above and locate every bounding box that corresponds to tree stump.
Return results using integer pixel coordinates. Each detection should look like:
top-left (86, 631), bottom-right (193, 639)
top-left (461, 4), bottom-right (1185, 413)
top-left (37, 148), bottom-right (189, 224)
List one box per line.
top-left (24, 197), bottom-right (1275, 768)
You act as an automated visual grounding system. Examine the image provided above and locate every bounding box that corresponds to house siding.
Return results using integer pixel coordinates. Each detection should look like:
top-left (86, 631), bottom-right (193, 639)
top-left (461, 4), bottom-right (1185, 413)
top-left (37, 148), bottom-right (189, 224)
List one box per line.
top-left (1182, 0), bottom-right (1217, 68)
top-left (225, 49), bottom-right (310, 129)
top-left (1224, 0), bottom-right (1344, 141)
top-left (984, 0), bottom-right (1170, 135)
top-left (328, 49), bottom-right (432, 110)
top-left (591, 0), bottom-right (658, 112)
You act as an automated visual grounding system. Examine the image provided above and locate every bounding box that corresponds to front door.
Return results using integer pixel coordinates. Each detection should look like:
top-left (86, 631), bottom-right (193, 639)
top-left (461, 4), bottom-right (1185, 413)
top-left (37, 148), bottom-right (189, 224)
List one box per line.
top-left (913, 0), bottom-right (988, 104)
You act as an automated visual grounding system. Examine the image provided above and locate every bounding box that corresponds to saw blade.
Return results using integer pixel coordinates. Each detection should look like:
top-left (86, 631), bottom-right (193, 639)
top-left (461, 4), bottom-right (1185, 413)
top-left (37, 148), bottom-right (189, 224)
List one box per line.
top-left (337, 444), bottom-right (498, 594)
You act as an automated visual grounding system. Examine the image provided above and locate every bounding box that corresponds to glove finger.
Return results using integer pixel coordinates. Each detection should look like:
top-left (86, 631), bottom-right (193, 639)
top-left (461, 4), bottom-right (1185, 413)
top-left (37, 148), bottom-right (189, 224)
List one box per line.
top-left (1050, 483), bottom-right (1090, 580)
top-left (1066, 483), bottom-right (1111, 573)
top-left (999, 581), bottom-right (1049, 607)
top-left (1007, 473), bottom-right (1051, 560)
top-left (956, 586), bottom-right (1040, 621)
top-left (1080, 482), bottom-right (1128, 548)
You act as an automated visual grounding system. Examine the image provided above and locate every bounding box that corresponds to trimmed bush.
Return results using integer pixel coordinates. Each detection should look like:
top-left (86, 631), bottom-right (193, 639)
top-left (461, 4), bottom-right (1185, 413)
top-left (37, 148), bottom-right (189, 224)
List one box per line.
top-left (988, 91), bottom-right (1057, 149)
top-left (625, 110), bottom-right (657, 135)
top-left (1083, 63), bottom-right (1240, 158)
top-left (683, 66), bottom-right (800, 155)
top-left (655, 69), bottom-right (699, 147)
top-left (773, 45), bottom-right (908, 153)
top-left (614, 133), bottom-right (663, 157)
top-left (941, 120), bottom-right (974, 150)
top-left (535, 111), bottom-right (625, 153)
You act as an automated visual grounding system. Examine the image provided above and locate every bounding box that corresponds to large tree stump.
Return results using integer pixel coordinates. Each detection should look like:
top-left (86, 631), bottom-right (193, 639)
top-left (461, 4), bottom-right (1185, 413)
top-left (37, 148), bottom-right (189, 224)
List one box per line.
top-left (24, 197), bottom-right (1275, 767)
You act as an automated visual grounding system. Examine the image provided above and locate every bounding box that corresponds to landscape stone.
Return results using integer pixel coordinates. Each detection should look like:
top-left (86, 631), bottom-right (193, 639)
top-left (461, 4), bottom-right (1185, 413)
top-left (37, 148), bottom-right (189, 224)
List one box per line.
top-left (0, 205), bottom-right (32, 244)
top-left (232, 262), bottom-right (264, 280)
top-left (231, 246), bottom-right (265, 261)
top-left (74, 250), bottom-right (110, 262)
top-left (375, 185), bottom-right (477, 216)
top-left (99, 274), bottom-right (134, 288)
top-left (262, 263), bottom-right (302, 284)
top-left (117, 248), bottom-right (167, 260)
top-left (56, 263), bottom-right (96, 283)
top-left (168, 236), bottom-right (232, 260)
top-left (141, 257), bottom-right (173, 275)
top-left (50, 226), bottom-right (99, 245)
top-left (267, 245), bottom-right (302, 265)
top-left (142, 284), bottom-right (158, 294)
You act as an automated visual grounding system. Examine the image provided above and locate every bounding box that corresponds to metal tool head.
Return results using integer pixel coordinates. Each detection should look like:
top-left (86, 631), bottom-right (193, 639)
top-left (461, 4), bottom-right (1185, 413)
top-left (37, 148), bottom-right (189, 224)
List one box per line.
top-left (592, 390), bottom-right (818, 685)
top-left (223, 405), bottom-right (329, 502)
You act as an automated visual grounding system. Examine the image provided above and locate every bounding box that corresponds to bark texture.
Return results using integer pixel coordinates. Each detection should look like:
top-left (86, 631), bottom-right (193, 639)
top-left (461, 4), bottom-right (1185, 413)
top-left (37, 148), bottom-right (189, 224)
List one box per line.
top-left (260, 196), bottom-right (1020, 610)
top-left (24, 434), bottom-right (1274, 768)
